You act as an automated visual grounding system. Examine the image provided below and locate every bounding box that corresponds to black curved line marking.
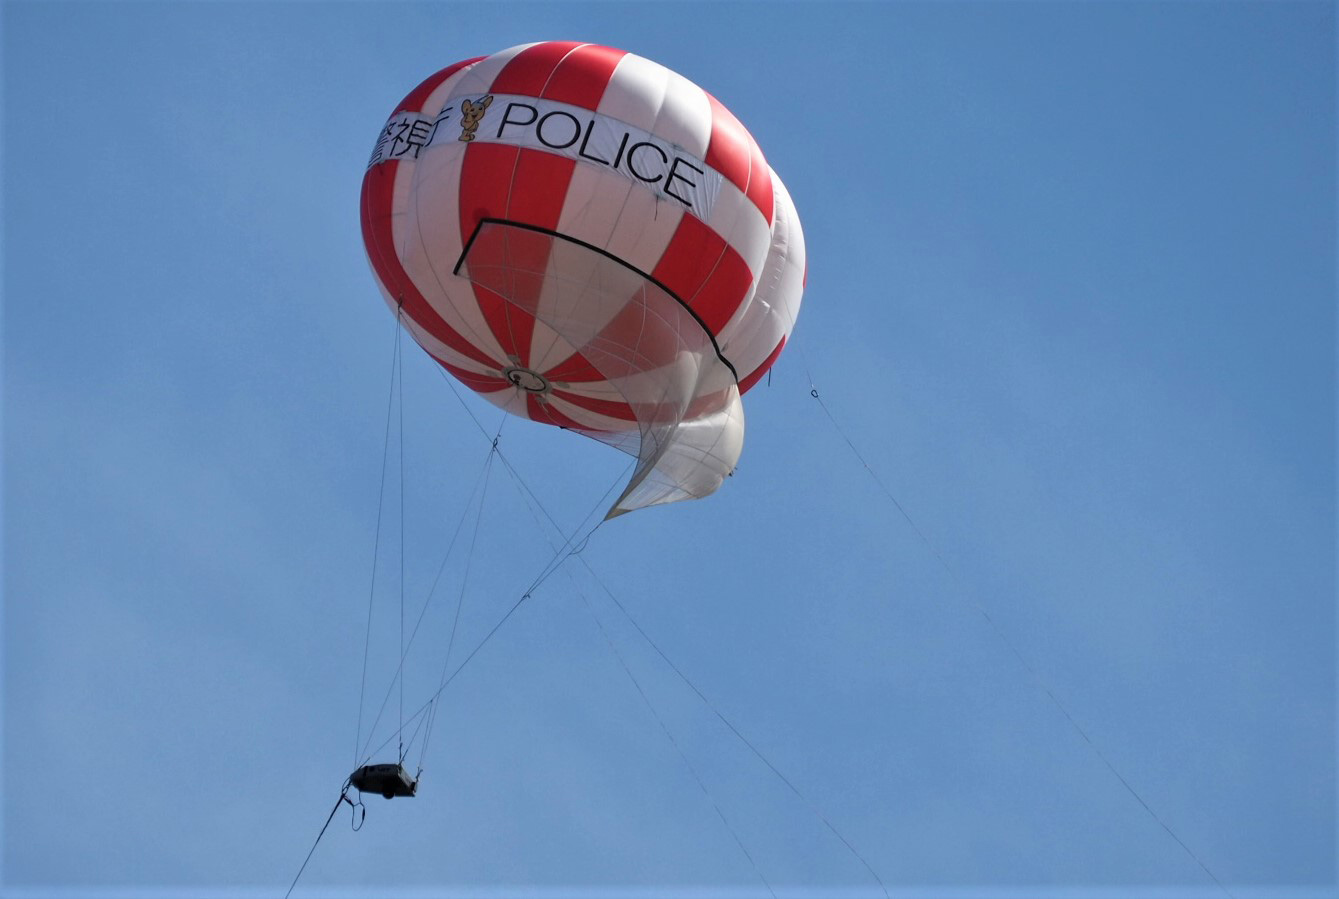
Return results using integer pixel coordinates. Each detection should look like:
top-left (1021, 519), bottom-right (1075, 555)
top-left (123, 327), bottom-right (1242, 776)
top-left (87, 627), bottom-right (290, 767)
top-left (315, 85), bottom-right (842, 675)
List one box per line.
top-left (453, 216), bottom-right (739, 382)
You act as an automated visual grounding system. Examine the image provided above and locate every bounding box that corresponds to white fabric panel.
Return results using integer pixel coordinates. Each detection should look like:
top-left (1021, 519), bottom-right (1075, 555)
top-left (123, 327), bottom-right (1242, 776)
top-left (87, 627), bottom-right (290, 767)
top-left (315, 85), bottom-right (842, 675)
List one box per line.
top-left (654, 65), bottom-right (716, 160)
top-left (608, 388), bottom-right (744, 516)
top-left (701, 176), bottom-right (772, 280)
top-left (601, 53), bottom-right (713, 161)
top-left (595, 52), bottom-right (669, 133)
top-left (767, 170), bottom-right (806, 340)
top-left (383, 145), bottom-right (418, 262)
top-left (555, 149), bottom-right (631, 250)
top-left (601, 179), bottom-right (687, 281)
top-left (526, 304), bottom-right (588, 377)
top-left (389, 294), bottom-right (500, 378)
top-left (526, 215), bottom-right (648, 375)
top-left (448, 43), bottom-right (536, 98)
top-left (401, 141), bottom-right (511, 365)
top-left (717, 169), bottom-right (805, 377)
top-left (418, 62), bottom-right (477, 117)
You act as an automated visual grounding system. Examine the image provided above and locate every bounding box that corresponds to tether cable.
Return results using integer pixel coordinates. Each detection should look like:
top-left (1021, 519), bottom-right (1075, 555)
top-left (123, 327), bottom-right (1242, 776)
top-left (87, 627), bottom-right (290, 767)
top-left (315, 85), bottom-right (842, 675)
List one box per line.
top-left (797, 350), bottom-right (1235, 899)
top-left (283, 784), bottom-right (355, 899)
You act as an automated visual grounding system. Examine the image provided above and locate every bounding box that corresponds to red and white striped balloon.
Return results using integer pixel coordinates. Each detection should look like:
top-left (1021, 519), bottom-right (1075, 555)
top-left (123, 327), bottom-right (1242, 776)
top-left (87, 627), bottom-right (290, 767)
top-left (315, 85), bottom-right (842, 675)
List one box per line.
top-left (360, 41), bottom-right (805, 515)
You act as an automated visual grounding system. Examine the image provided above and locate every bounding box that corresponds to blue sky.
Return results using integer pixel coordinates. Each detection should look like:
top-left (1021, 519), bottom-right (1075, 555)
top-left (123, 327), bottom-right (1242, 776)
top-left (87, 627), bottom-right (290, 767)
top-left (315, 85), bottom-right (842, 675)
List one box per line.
top-left (2, 2), bottom-right (1334, 897)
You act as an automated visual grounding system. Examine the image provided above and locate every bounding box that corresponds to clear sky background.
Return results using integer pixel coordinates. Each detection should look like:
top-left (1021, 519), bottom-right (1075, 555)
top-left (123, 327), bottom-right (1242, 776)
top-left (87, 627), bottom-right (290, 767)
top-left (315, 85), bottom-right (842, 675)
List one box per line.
top-left (3, 3), bottom-right (1334, 898)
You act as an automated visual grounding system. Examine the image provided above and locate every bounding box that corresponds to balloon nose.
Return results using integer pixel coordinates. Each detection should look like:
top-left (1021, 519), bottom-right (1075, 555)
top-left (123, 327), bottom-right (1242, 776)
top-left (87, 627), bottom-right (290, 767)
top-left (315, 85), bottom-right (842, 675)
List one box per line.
top-left (503, 366), bottom-right (551, 394)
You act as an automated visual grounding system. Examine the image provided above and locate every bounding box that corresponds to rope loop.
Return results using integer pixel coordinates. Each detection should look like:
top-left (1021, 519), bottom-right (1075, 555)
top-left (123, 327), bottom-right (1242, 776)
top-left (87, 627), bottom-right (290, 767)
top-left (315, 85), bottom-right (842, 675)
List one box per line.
top-left (336, 779), bottom-right (367, 832)
top-left (349, 793), bottom-right (366, 832)
top-left (337, 782), bottom-right (367, 832)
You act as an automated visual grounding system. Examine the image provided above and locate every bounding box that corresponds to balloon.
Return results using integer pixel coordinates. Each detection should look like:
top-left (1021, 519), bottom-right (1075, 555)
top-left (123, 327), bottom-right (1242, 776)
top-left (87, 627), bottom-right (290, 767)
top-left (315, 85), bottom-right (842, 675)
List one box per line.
top-left (361, 42), bottom-right (805, 516)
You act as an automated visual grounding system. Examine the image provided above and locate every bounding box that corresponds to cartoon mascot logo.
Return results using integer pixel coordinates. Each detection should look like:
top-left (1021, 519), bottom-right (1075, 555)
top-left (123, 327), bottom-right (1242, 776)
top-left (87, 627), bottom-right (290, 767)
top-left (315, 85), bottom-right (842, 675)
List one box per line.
top-left (459, 95), bottom-right (493, 142)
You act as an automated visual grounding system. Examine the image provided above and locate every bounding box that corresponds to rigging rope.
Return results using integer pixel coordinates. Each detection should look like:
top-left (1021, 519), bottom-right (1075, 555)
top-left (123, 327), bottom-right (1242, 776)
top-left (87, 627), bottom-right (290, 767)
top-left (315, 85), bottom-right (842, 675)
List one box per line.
top-left (353, 321), bottom-right (508, 771)
top-left (356, 464), bottom-right (625, 769)
top-left (419, 432), bottom-right (500, 765)
top-left (575, 552), bottom-right (893, 899)
top-left (397, 318), bottom-right (405, 762)
top-left (476, 443), bottom-right (782, 892)
top-left (356, 442), bottom-right (498, 767)
top-left (490, 430), bottom-right (890, 898)
top-left (354, 318), bottom-right (403, 768)
top-left (355, 591), bottom-right (527, 767)
top-left (573, 577), bottom-right (777, 899)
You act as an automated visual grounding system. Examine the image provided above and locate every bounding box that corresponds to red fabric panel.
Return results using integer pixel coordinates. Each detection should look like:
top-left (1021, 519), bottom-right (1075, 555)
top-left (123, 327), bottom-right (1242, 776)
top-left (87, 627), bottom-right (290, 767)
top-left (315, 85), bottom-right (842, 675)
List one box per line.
top-left (526, 394), bottom-right (607, 432)
top-left (489, 41), bottom-right (584, 96)
top-left (496, 149), bottom-right (574, 362)
top-left (505, 148), bottom-right (573, 227)
top-left (704, 93), bottom-right (772, 224)
top-left (360, 55), bottom-right (503, 374)
top-left (457, 143), bottom-right (553, 366)
top-left (704, 93), bottom-right (750, 200)
top-left (651, 214), bottom-right (754, 337)
top-left (543, 350), bottom-right (607, 384)
top-left (438, 359), bottom-right (510, 393)
top-left (744, 146), bottom-right (774, 226)
top-left (651, 214), bottom-right (722, 314)
top-left (360, 176), bottom-right (499, 370)
top-left (541, 43), bottom-right (625, 109)
top-left (686, 245), bottom-right (754, 338)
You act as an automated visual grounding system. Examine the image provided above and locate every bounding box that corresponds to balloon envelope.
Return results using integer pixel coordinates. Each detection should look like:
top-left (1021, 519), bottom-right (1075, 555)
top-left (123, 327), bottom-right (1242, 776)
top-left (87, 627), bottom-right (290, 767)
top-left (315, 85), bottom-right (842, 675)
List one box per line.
top-left (361, 41), bottom-right (805, 515)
